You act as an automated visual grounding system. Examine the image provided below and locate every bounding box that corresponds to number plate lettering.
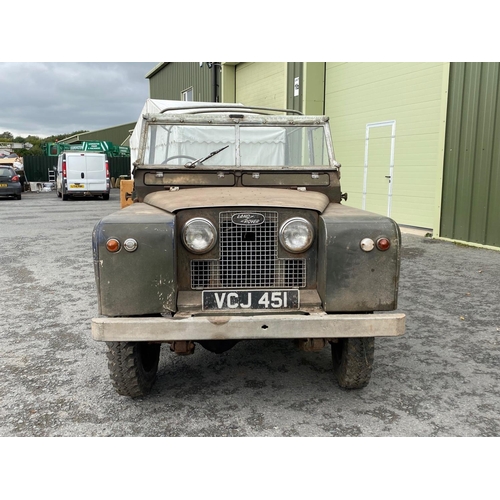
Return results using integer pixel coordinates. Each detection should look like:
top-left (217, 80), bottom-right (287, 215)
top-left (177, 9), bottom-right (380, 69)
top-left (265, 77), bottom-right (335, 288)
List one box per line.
top-left (203, 290), bottom-right (299, 311)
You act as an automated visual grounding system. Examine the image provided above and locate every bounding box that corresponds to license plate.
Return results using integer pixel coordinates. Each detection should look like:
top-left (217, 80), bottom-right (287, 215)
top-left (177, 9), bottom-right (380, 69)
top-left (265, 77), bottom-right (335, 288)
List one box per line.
top-left (202, 290), bottom-right (299, 311)
top-left (0, 183), bottom-right (7, 187)
top-left (70, 183), bottom-right (85, 188)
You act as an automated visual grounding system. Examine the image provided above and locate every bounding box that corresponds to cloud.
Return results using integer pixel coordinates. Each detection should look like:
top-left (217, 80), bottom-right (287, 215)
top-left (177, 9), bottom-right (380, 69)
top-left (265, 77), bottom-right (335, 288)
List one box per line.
top-left (0, 62), bottom-right (156, 137)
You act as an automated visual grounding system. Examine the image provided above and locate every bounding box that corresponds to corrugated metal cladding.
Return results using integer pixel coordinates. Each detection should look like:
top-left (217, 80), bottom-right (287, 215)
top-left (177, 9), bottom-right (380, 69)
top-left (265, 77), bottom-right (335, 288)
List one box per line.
top-left (440, 62), bottom-right (500, 248)
top-left (108, 157), bottom-right (132, 179)
top-left (324, 62), bottom-right (448, 229)
top-left (77, 123), bottom-right (135, 146)
top-left (235, 63), bottom-right (287, 108)
top-left (23, 156), bottom-right (131, 182)
top-left (148, 62), bottom-right (217, 102)
top-left (24, 156), bottom-right (58, 182)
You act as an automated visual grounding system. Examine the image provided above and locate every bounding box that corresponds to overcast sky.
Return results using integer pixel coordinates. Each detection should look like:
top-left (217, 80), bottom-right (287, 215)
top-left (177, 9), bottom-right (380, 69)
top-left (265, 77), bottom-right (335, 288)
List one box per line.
top-left (1, 2), bottom-right (494, 141)
top-left (0, 62), bottom-right (157, 138)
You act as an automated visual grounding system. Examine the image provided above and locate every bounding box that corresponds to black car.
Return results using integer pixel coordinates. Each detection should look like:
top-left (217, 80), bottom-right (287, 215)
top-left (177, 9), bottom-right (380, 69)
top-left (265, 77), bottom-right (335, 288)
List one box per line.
top-left (0, 166), bottom-right (22, 199)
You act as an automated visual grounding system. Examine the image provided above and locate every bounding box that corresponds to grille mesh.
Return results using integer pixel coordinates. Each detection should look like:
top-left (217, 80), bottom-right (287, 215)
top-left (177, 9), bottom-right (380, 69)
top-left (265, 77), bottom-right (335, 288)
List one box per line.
top-left (190, 211), bottom-right (306, 289)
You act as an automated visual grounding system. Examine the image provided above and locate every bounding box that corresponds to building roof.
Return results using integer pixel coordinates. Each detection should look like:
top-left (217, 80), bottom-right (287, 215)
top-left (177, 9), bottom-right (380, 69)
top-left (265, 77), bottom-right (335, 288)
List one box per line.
top-left (61, 122), bottom-right (136, 145)
top-left (145, 63), bottom-right (169, 79)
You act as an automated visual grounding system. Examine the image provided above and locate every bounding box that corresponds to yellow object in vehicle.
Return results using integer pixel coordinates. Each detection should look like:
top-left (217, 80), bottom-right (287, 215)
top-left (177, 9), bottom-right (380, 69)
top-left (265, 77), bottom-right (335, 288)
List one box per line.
top-left (120, 179), bottom-right (134, 208)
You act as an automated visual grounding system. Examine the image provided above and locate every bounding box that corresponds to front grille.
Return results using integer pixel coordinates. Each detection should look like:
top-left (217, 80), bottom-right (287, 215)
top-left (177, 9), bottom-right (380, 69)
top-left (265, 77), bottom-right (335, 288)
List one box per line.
top-left (191, 211), bottom-right (306, 289)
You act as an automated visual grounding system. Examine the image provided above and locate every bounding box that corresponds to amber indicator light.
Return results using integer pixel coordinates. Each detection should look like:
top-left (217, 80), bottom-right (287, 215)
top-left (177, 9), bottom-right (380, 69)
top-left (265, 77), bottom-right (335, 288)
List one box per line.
top-left (106, 238), bottom-right (121, 253)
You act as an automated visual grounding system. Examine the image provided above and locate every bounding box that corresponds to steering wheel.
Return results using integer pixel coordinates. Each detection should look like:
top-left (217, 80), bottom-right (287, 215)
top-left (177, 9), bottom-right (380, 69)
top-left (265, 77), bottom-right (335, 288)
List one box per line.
top-left (161, 155), bottom-right (198, 165)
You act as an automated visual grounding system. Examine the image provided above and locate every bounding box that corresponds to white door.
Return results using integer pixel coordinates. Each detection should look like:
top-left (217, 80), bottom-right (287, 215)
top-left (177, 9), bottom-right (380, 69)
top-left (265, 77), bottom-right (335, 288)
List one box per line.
top-left (85, 154), bottom-right (107, 191)
top-left (362, 121), bottom-right (396, 217)
top-left (66, 154), bottom-right (87, 192)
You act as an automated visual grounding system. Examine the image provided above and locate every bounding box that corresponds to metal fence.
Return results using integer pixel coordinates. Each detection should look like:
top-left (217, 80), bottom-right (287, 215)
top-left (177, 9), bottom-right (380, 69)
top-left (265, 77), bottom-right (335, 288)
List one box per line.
top-left (23, 156), bottom-right (131, 182)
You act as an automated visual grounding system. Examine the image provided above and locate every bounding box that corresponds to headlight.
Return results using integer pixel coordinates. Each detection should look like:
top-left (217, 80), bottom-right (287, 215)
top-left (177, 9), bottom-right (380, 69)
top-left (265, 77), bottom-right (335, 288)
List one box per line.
top-left (280, 217), bottom-right (314, 253)
top-left (182, 218), bottom-right (217, 254)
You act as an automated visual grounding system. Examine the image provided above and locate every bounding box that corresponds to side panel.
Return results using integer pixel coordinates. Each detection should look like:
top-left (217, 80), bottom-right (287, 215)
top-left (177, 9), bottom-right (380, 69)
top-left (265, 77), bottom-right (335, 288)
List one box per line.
top-left (318, 203), bottom-right (401, 312)
top-left (93, 204), bottom-right (176, 316)
top-left (56, 155), bottom-right (62, 192)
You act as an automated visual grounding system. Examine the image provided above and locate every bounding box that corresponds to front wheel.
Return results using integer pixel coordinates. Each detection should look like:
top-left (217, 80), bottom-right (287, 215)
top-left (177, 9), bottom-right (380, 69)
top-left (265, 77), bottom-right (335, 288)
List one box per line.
top-left (331, 337), bottom-right (374, 389)
top-left (106, 341), bottom-right (161, 397)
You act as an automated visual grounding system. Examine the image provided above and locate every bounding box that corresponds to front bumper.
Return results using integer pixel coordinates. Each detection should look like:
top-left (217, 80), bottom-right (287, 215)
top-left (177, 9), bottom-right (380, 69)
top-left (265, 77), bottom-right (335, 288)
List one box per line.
top-left (91, 311), bottom-right (406, 342)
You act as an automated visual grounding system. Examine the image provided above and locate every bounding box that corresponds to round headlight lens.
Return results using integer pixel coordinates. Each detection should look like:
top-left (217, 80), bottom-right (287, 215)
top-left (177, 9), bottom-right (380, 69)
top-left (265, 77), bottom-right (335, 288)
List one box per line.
top-left (280, 217), bottom-right (314, 253)
top-left (182, 218), bottom-right (217, 254)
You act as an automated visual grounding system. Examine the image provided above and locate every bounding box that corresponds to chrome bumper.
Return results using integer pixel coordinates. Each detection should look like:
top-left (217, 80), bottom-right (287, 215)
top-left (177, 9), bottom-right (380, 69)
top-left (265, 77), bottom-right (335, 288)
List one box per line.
top-left (92, 311), bottom-right (405, 342)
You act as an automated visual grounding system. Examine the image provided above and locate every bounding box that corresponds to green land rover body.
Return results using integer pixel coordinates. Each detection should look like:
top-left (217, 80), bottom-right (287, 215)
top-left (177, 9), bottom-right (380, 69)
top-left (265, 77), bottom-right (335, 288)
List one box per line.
top-left (91, 102), bottom-right (405, 397)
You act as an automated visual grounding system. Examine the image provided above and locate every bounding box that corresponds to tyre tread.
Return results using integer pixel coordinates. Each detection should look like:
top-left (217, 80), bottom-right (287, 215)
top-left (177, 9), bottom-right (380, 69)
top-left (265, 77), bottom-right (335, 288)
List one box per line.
top-left (106, 341), bottom-right (160, 398)
top-left (332, 337), bottom-right (374, 389)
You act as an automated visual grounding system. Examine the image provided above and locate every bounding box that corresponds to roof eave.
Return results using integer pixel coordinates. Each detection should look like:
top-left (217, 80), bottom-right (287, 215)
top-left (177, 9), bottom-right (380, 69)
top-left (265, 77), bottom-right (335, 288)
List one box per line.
top-left (145, 63), bottom-right (169, 79)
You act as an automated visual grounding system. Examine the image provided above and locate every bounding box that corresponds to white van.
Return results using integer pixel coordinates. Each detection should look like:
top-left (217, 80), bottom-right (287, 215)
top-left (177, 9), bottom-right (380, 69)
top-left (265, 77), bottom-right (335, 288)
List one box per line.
top-left (56, 152), bottom-right (110, 200)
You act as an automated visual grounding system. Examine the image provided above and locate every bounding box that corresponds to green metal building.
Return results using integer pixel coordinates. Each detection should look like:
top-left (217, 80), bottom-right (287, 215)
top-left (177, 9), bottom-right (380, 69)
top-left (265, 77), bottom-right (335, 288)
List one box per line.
top-left (440, 62), bottom-right (500, 249)
top-left (146, 62), bottom-right (221, 102)
top-left (143, 61), bottom-right (500, 250)
top-left (61, 122), bottom-right (135, 147)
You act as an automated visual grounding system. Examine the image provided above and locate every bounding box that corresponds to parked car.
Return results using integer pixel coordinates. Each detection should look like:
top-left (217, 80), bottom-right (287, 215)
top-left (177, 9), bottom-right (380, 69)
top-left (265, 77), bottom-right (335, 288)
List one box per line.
top-left (56, 152), bottom-right (110, 200)
top-left (0, 166), bottom-right (22, 200)
top-left (91, 101), bottom-right (406, 398)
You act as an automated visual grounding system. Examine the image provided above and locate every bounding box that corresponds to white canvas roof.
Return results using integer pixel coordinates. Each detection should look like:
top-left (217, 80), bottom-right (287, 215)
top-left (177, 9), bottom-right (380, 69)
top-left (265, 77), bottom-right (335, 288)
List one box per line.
top-left (129, 99), bottom-right (245, 172)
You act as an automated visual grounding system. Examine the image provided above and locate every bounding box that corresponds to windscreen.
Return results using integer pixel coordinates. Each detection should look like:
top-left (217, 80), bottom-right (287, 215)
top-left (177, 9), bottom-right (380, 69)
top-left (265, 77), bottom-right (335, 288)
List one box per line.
top-left (0, 167), bottom-right (14, 177)
top-left (143, 123), bottom-right (330, 167)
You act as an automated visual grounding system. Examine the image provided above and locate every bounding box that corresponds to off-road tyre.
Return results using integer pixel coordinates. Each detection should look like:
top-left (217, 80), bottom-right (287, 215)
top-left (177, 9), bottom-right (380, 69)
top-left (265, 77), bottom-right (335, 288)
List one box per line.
top-left (106, 341), bottom-right (161, 398)
top-left (331, 337), bottom-right (374, 389)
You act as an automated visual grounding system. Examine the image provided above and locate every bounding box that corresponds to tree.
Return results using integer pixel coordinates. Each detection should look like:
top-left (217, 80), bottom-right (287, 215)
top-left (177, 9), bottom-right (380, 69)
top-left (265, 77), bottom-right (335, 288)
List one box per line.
top-left (0, 130), bottom-right (90, 156)
top-left (22, 145), bottom-right (44, 156)
top-left (0, 131), bottom-right (14, 140)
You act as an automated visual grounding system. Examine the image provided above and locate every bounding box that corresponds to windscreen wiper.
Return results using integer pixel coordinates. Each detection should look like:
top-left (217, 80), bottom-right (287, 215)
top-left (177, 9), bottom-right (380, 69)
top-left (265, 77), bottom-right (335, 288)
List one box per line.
top-left (185, 145), bottom-right (229, 168)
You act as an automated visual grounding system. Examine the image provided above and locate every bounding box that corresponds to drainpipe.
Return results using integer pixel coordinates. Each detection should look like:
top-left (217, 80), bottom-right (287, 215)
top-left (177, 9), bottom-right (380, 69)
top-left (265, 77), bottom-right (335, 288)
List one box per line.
top-left (212, 62), bottom-right (220, 102)
top-left (201, 62), bottom-right (221, 102)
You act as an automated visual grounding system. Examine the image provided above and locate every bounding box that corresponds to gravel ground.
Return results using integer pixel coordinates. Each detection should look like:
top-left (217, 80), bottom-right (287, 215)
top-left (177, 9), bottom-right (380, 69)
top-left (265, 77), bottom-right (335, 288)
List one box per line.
top-left (1, 189), bottom-right (499, 438)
